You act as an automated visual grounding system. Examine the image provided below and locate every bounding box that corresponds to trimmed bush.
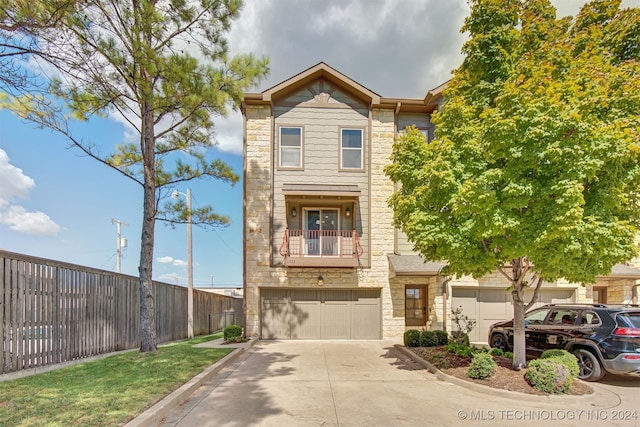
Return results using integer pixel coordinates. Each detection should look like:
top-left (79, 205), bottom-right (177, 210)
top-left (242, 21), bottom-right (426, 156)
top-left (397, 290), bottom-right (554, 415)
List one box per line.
top-left (404, 329), bottom-right (421, 347)
top-left (525, 358), bottom-right (576, 394)
top-left (540, 350), bottom-right (579, 377)
top-left (467, 352), bottom-right (497, 379)
top-left (434, 330), bottom-right (449, 346)
top-left (223, 325), bottom-right (243, 341)
top-left (503, 351), bottom-right (514, 359)
top-left (420, 330), bottom-right (439, 347)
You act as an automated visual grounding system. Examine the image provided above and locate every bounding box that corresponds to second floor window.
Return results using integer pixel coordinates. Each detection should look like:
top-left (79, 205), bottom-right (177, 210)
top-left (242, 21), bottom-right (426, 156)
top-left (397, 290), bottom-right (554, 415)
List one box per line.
top-left (341, 128), bottom-right (363, 169)
top-left (280, 127), bottom-right (302, 168)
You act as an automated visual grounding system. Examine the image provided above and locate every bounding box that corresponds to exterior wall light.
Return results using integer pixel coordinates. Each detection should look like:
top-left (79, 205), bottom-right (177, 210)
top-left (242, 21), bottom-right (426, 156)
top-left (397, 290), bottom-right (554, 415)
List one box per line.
top-left (345, 208), bottom-right (351, 218)
top-left (291, 208), bottom-right (297, 217)
top-left (317, 275), bottom-right (324, 286)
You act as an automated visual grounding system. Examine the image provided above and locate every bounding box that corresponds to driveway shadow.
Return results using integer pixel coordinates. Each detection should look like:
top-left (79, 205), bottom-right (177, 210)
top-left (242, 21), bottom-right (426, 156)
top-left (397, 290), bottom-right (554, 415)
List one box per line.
top-left (161, 343), bottom-right (300, 427)
top-left (380, 345), bottom-right (427, 372)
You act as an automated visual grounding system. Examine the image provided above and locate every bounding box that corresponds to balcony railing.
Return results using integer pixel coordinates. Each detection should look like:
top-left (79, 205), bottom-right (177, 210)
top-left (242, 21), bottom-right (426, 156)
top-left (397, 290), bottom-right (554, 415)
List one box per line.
top-left (279, 229), bottom-right (363, 267)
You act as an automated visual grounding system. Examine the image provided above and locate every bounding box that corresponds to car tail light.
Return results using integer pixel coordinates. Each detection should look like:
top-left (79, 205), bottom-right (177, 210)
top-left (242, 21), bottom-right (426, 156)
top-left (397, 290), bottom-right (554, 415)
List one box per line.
top-left (623, 355), bottom-right (640, 360)
top-left (613, 327), bottom-right (640, 336)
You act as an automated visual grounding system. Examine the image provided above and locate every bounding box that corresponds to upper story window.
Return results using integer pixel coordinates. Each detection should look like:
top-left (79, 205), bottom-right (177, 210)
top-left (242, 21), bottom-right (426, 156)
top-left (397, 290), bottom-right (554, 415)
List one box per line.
top-left (340, 128), bottom-right (363, 170)
top-left (279, 127), bottom-right (302, 168)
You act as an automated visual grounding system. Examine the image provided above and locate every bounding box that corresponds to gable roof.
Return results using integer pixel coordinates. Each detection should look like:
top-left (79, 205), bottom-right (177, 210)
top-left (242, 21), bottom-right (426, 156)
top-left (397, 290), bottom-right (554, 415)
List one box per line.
top-left (245, 62), bottom-right (381, 105)
top-left (243, 62), bottom-right (445, 112)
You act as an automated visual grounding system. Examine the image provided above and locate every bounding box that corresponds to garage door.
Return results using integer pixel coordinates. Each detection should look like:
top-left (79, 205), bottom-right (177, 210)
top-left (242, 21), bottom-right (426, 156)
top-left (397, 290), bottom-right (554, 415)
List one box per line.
top-left (261, 289), bottom-right (381, 340)
top-left (451, 288), bottom-right (575, 343)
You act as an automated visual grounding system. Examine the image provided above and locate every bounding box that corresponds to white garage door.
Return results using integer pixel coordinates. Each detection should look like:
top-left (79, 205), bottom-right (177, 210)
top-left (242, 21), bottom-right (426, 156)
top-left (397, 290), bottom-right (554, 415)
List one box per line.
top-left (261, 289), bottom-right (381, 340)
top-left (451, 288), bottom-right (575, 343)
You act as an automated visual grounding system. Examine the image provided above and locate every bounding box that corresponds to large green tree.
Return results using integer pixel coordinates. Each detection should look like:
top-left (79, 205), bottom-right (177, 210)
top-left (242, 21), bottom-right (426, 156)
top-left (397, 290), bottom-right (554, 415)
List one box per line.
top-left (386, 0), bottom-right (640, 369)
top-left (0, 0), bottom-right (268, 351)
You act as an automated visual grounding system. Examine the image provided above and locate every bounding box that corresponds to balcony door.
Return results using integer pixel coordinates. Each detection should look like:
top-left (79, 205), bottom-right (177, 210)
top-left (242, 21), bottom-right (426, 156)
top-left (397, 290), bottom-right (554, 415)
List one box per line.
top-left (305, 209), bottom-right (339, 256)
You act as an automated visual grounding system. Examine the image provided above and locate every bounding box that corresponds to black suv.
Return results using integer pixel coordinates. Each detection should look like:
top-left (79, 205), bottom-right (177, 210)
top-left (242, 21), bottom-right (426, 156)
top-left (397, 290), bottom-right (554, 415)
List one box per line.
top-left (488, 304), bottom-right (640, 381)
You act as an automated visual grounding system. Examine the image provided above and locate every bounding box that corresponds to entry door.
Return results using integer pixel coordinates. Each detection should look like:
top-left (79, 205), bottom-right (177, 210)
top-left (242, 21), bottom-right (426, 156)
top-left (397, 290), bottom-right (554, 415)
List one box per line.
top-left (405, 286), bottom-right (427, 327)
top-left (305, 209), bottom-right (339, 256)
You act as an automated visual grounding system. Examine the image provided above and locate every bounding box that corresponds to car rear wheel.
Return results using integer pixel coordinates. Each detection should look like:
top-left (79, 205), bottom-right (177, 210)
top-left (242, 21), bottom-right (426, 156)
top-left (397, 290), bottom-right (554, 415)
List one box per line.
top-left (573, 349), bottom-right (604, 382)
top-left (490, 334), bottom-right (509, 352)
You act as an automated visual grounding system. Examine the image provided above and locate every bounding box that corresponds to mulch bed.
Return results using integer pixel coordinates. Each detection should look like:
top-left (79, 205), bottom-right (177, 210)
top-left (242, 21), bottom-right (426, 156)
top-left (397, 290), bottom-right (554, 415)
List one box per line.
top-left (410, 346), bottom-right (593, 396)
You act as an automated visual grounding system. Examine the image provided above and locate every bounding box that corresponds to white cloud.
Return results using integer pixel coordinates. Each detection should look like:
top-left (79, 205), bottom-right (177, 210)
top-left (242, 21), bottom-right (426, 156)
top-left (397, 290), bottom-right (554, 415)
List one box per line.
top-left (156, 255), bottom-right (188, 266)
top-left (0, 205), bottom-right (60, 236)
top-left (0, 149), bottom-right (35, 206)
top-left (0, 149), bottom-right (60, 236)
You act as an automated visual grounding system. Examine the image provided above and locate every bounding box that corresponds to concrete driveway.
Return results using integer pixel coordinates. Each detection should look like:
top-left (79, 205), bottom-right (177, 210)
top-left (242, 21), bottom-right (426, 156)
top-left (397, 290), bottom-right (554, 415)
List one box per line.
top-left (154, 340), bottom-right (639, 427)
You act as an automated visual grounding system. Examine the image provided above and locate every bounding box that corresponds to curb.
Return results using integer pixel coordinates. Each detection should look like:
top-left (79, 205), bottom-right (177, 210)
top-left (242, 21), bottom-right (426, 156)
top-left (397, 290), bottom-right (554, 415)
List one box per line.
top-left (394, 345), bottom-right (595, 404)
top-left (125, 339), bottom-right (258, 427)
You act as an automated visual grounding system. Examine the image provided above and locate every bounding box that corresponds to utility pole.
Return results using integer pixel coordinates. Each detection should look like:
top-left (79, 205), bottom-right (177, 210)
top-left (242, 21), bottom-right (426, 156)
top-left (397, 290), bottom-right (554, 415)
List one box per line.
top-left (172, 188), bottom-right (194, 339)
top-left (186, 188), bottom-right (193, 339)
top-left (112, 219), bottom-right (129, 273)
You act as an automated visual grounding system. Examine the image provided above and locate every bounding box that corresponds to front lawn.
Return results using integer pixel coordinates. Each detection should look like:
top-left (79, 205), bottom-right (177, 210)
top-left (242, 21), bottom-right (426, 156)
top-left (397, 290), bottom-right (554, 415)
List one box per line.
top-left (0, 334), bottom-right (233, 426)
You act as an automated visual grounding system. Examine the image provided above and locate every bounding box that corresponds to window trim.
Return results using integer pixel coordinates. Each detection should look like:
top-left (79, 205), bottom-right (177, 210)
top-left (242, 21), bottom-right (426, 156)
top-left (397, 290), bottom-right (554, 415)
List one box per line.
top-left (278, 125), bottom-right (304, 170)
top-left (339, 127), bottom-right (364, 171)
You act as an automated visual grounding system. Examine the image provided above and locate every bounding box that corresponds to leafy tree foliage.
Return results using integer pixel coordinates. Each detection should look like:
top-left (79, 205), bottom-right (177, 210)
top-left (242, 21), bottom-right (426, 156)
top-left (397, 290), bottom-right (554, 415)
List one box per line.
top-left (386, 0), bottom-right (640, 368)
top-left (1, 0), bottom-right (268, 352)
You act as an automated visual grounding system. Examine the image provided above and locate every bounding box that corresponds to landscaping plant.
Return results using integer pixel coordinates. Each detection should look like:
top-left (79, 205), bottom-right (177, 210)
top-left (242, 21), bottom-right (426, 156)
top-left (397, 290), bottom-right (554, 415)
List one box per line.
top-left (467, 352), bottom-right (497, 380)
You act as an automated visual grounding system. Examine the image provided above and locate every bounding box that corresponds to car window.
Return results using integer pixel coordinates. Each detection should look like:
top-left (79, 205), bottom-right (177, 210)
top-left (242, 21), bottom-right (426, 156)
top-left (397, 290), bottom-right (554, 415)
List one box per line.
top-left (616, 312), bottom-right (640, 328)
top-left (579, 311), bottom-right (601, 325)
top-left (548, 310), bottom-right (578, 326)
top-left (524, 308), bottom-right (550, 325)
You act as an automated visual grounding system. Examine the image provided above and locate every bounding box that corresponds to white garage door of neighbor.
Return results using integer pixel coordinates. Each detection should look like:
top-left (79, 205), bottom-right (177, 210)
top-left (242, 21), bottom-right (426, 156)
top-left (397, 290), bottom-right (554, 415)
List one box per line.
top-left (261, 289), bottom-right (381, 340)
top-left (451, 288), bottom-right (575, 343)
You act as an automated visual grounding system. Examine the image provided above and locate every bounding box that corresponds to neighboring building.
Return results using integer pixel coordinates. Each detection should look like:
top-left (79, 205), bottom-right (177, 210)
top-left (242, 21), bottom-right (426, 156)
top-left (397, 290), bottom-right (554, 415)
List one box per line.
top-left (196, 287), bottom-right (244, 298)
top-left (242, 62), bottom-right (640, 343)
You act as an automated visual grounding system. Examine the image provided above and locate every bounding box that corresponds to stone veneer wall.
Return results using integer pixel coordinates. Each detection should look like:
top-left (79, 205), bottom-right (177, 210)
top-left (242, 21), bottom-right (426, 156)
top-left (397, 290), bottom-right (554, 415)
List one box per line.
top-left (244, 105), bottom-right (272, 337)
top-left (369, 108), bottom-right (402, 338)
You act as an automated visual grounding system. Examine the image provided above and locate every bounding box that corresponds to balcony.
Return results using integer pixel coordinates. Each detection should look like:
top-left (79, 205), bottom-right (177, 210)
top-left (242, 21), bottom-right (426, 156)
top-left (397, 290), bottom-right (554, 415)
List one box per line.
top-left (279, 229), bottom-right (364, 267)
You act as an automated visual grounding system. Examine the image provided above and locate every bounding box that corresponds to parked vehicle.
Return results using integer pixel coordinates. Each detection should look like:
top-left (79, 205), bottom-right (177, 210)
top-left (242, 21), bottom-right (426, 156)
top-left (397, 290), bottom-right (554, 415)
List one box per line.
top-left (488, 304), bottom-right (640, 381)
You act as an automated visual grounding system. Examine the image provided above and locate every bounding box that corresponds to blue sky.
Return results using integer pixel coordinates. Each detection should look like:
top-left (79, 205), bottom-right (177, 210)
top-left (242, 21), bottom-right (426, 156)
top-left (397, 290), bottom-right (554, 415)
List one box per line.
top-left (1, 0), bottom-right (637, 288)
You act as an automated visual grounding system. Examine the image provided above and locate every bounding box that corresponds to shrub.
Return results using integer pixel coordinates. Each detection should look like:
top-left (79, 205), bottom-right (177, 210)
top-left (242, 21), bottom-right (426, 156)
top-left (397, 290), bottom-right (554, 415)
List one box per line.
top-left (404, 329), bottom-right (421, 347)
top-left (450, 331), bottom-right (470, 346)
top-left (451, 306), bottom-right (476, 344)
top-left (489, 347), bottom-right (504, 357)
top-left (525, 358), bottom-right (576, 394)
top-left (467, 352), bottom-right (497, 379)
top-left (503, 351), bottom-right (513, 359)
top-left (434, 330), bottom-right (449, 346)
top-left (445, 342), bottom-right (477, 358)
top-left (540, 349), bottom-right (579, 377)
top-left (420, 330), bottom-right (439, 347)
top-left (223, 325), bottom-right (243, 341)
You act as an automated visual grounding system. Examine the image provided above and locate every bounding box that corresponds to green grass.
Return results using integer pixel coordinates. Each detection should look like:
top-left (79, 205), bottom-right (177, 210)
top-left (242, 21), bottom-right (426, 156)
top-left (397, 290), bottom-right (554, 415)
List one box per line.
top-left (0, 334), bottom-right (233, 426)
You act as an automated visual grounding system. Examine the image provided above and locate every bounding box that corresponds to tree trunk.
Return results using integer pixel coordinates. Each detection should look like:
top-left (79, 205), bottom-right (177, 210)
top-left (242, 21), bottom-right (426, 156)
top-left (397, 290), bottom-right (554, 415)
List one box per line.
top-left (511, 288), bottom-right (526, 369)
top-left (138, 100), bottom-right (158, 353)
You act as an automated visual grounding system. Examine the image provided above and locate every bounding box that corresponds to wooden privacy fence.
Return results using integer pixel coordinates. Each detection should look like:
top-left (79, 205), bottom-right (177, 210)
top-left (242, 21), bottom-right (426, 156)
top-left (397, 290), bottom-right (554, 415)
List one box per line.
top-left (0, 250), bottom-right (243, 375)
